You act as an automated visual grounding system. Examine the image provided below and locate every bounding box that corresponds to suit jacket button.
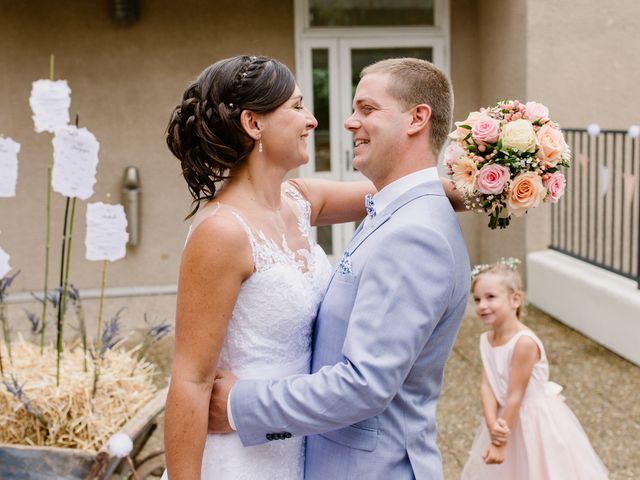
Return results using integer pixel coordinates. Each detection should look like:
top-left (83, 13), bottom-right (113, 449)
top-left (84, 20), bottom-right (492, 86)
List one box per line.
top-left (266, 434), bottom-right (274, 441)
top-left (277, 433), bottom-right (284, 440)
top-left (284, 432), bottom-right (292, 438)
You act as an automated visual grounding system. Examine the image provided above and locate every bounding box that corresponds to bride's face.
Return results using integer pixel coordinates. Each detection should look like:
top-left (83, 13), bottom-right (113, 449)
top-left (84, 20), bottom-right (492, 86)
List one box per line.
top-left (260, 86), bottom-right (318, 170)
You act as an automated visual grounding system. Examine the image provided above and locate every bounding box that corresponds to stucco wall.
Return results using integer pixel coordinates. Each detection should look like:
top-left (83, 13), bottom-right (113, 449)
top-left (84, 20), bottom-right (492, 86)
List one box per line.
top-left (0, 0), bottom-right (295, 292)
top-left (474, 0), bottom-right (530, 266)
top-left (526, 0), bottom-right (640, 129)
top-left (450, 0), bottom-right (482, 264)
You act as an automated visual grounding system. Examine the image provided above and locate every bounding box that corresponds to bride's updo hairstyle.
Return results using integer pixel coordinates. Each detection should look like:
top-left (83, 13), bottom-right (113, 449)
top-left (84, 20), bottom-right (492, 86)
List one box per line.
top-left (166, 55), bottom-right (296, 218)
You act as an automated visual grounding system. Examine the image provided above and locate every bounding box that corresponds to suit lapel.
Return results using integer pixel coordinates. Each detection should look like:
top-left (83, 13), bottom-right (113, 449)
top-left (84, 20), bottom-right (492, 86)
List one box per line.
top-left (345, 179), bottom-right (445, 256)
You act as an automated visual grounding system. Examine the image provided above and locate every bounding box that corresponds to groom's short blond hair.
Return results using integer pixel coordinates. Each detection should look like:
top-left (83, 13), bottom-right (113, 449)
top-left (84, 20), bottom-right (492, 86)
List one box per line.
top-left (361, 58), bottom-right (453, 157)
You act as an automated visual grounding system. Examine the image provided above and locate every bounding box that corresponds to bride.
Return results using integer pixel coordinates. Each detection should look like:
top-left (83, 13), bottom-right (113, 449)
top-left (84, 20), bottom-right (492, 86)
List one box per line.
top-left (162, 55), bottom-right (462, 479)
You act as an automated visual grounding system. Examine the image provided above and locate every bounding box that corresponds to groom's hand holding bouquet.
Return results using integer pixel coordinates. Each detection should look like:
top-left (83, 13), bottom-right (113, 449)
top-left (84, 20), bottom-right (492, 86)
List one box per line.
top-left (445, 100), bottom-right (570, 229)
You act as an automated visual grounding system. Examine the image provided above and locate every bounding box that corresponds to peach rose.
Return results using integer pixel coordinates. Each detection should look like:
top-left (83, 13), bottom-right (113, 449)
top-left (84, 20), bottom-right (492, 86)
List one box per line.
top-left (536, 123), bottom-right (567, 168)
top-left (507, 172), bottom-right (547, 216)
top-left (524, 101), bottom-right (549, 122)
top-left (451, 155), bottom-right (478, 195)
top-left (476, 164), bottom-right (511, 195)
top-left (544, 172), bottom-right (566, 203)
top-left (449, 111), bottom-right (482, 141)
top-left (500, 119), bottom-right (537, 153)
top-left (471, 115), bottom-right (501, 145)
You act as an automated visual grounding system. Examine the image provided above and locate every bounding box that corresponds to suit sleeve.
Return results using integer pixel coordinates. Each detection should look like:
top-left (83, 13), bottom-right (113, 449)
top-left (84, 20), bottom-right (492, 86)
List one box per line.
top-left (230, 225), bottom-right (455, 446)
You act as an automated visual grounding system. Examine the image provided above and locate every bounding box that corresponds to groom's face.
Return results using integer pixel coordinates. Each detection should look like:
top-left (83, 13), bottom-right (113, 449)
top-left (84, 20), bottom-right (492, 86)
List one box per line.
top-left (344, 73), bottom-right (409, 187)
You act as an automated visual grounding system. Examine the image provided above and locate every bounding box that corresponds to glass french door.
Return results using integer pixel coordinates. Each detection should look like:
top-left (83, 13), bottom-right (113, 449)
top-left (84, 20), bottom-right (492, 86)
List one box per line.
top-left (298, 38), bottom-right (445, 259)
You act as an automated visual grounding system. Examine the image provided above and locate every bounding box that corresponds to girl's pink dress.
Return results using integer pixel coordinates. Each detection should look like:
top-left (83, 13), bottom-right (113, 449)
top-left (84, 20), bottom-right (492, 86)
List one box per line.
top-left (461, 330), bottom-right (608, 479)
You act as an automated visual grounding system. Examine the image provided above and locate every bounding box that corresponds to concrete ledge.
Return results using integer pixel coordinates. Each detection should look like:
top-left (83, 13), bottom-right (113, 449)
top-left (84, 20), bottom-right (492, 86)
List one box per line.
top-left (527, 249), bottom-right (640, 366)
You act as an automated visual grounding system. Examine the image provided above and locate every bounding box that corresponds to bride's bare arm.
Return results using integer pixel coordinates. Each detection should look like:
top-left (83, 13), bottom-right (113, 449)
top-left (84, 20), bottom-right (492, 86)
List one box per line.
top-left (164, 217), bottom-right (253, 480)
top-left (289, 177), bottom-right (465, 226)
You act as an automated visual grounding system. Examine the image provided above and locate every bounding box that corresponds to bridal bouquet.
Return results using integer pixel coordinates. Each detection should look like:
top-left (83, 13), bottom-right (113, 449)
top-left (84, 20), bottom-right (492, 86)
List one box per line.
top-left (445, 100), bottom-right (570, 229)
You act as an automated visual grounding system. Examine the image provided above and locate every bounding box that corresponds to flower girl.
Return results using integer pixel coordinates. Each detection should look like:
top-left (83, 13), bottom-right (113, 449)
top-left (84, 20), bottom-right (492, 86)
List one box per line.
top-left (461, 259), bottom-right (608, 479)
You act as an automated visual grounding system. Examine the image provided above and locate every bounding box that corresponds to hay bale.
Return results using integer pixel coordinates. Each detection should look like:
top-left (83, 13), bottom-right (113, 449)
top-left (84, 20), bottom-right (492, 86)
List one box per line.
top-left (0, 337), bottom-right (158, 452)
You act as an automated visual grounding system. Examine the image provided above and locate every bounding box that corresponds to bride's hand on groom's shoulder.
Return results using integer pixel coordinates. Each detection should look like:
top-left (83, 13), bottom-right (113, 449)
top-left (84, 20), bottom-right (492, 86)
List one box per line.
top-left (207, 369), bottom-right (238, 434)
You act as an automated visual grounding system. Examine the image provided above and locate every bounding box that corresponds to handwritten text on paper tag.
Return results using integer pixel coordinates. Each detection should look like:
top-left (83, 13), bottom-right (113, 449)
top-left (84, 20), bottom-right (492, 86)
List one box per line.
top-left (85, 202), bottom-right (129, 262)
top-left (0, 137), bottom-right (20, 197)
top-left (52, 125), bottom-right (100, 200)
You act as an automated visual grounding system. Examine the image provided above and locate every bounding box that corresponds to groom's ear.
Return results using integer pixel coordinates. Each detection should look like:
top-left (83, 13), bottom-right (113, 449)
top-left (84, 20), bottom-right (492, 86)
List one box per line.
top-left (407, 104), bottom-right (431, 136)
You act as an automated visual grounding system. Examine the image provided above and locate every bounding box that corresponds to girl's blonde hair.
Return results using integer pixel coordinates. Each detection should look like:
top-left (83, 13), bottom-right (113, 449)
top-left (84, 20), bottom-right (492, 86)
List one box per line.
top-left (471, 258), bottom-right (526, 318)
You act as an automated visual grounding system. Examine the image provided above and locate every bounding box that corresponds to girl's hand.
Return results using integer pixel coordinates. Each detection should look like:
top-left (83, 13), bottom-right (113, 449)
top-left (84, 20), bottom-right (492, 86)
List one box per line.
top-left (490, 418), bottom-right (510, 446)
top-left (482, 443), bottom-right (506, 464)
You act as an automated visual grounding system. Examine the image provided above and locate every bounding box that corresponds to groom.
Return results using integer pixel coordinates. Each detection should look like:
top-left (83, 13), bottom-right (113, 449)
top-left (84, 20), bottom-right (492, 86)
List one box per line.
top-left (209, 58), bottom-right (470, 479)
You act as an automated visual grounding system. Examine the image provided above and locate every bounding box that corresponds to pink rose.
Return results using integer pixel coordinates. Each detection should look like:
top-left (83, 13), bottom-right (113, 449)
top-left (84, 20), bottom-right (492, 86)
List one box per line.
top-left (449, 111), bottom-right (482, 141)
top-left (524, 101), bottom-right (549, 122)
top-left (536, 123), bottom-right (567, 167)
top-left (443, 142), bottom-right (467, 169)
top-left (506, 172), bottom-right (547, 216)
top-left (476, 164), bottom-right (511, 195)
top-left (471, 115), bottom-right (501, 145)
top-left (544, 172), bottom-right (566, 203)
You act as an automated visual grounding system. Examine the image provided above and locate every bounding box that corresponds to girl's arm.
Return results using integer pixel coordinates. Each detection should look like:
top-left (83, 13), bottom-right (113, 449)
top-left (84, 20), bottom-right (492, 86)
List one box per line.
top-left (164, 217), bottom-right (253, 480)
top-left (289, 177), bottom-right (466, 226)
top-left (500, 336), bottom-right (540, 430)
top-left (480, 367), bottom-right (499, 431)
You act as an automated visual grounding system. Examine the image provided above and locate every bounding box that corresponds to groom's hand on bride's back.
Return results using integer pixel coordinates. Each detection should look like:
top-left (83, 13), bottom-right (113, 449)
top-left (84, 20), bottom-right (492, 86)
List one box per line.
top-left (207, 369), bottom-right (237, 434)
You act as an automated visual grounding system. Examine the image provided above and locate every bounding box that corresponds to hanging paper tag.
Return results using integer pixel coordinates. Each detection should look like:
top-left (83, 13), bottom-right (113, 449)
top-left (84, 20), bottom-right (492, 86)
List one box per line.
top-left (85, 202), bottom-right (129, 262)
top-left (29, 79), bottom-right (71, 133)
top-left (52, 125), bottom-right (100, 200)
top-left (0, 137), bottom-right (20, 197)
top-left (0, 246), bottom-right (11, 278)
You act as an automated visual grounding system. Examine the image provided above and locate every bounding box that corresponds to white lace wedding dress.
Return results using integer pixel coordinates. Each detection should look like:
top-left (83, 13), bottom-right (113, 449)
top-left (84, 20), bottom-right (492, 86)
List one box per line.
top-left (163, 184), bottom-right (332, 480)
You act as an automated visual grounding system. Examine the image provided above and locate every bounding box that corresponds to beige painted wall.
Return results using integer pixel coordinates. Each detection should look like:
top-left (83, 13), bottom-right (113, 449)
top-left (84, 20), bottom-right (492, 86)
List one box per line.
top-left (0, 0), bottom-right (295, 293)
top-left (450, 0), bottom-right (482, 264)
top-left (526, 0), bottom-right (640, 129)
top-left (474, 0), bottom-right (531, 266)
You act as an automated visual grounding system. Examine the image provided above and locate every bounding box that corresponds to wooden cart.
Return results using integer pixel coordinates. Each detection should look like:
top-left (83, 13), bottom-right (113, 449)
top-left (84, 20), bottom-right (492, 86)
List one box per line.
top-left (0, 387), bottom-right (167, 480)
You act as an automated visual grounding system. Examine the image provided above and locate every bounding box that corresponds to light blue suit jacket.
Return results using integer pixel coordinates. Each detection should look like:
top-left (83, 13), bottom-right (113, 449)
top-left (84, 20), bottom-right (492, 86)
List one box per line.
top-left (230, 179), bottom-right (470, 479)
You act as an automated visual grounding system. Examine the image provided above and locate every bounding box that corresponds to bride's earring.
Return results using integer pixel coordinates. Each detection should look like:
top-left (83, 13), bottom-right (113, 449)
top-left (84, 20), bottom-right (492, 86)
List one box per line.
top-left (259, 140), bottom-right (263, 153)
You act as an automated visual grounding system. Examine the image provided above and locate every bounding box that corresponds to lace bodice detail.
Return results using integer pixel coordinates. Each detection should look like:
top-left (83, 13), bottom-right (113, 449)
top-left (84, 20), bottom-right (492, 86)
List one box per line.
top-left (210, 183), bottom-right (332, 375)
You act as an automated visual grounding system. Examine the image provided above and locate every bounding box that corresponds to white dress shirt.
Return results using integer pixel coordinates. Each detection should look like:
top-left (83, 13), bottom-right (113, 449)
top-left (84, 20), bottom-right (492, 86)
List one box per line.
top-left (363, 167), bottom-right (439, 227)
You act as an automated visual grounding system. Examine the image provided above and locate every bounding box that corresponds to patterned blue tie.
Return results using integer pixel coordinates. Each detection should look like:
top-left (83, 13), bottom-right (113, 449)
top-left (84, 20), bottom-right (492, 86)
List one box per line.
top-left (365, 194), bottom-right (376, 219)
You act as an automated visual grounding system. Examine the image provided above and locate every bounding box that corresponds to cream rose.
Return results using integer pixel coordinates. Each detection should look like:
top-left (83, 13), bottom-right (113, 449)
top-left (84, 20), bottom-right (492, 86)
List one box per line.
top-left (451, 155), bottom-right (478, 195)
top-left (500, 119), bottom-right (537, 153)
top-left (536, 123), bottom-right (567, 168)
top-left (507, 172), bottom-right (546, 216)
top-left (449, 111), bottom-right (482, 141)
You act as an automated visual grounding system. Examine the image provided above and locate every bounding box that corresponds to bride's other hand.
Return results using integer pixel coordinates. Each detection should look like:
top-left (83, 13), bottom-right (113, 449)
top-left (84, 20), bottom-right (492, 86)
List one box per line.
top-left (208, 370), bottom-right (238, 433)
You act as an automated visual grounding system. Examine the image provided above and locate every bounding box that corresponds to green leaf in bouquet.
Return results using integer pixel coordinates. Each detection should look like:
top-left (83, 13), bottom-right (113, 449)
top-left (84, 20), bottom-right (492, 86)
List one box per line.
top-left (460, 124), bottom-right (472, 129)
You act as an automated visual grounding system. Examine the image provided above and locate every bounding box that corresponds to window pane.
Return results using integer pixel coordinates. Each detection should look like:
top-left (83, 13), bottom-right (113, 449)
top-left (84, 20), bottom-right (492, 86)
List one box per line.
top-left (316, 225), bottom-right (333, 255)
top-left (310, 0), bottom-right (434, 27)
top-left (351, 47), bottom-right (433, 96)
top-left (312, 49), bottom-right (331, 172)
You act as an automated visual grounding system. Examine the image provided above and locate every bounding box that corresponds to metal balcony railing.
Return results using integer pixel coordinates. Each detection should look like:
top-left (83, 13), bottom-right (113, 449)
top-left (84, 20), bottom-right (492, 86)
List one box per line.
top-left (551, 129), bottom-right (639, 288)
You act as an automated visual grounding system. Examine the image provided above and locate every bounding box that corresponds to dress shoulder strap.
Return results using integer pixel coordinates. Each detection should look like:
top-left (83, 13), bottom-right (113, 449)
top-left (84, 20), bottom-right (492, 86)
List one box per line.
top-left (511, 330), bottom-right (546, 362)
top-left (283, 181), bottom-right (311, 238)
